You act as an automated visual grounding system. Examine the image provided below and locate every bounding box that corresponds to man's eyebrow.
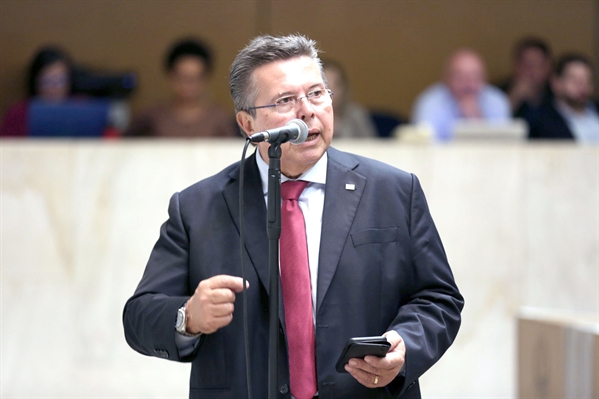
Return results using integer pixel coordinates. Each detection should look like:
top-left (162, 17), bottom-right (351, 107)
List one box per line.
top-left (271, 90), bottom-right (296, 102)
top-left (271, 83), bottom-right (326, 101)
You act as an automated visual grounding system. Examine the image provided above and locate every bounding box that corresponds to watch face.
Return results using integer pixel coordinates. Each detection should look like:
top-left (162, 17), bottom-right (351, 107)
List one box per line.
top-left (176, 307), bottom-right (185, 331)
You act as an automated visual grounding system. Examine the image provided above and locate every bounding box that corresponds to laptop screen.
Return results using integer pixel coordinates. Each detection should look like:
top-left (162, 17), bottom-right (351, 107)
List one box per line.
top-left (28, 99), bottom-right (109, 137)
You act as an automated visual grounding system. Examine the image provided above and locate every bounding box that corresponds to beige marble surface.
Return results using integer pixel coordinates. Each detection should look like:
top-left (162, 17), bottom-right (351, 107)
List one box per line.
top-left (1, 139), bottom-right (597, 398)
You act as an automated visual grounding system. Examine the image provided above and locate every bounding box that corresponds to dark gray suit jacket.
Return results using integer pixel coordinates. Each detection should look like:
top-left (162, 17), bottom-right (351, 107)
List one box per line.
top-left (123, 147), bottom-right (464, 399)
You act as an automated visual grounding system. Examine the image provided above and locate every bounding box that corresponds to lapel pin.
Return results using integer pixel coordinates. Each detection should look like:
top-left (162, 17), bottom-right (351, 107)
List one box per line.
top-left (345, 183), bottom-right (356, 191)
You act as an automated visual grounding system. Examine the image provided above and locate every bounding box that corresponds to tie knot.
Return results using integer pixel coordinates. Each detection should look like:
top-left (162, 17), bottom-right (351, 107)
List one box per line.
top-left (281, 180), bottom-right (308, 201)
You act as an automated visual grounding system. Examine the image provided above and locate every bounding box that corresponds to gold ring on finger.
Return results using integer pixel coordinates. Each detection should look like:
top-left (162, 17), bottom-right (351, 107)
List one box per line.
top-left (373, 375), bottom-right (379, 385)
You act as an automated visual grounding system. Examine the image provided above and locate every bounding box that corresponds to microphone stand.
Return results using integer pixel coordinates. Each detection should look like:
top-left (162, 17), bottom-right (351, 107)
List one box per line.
top-left (266, 142), bottom-right (282, 399)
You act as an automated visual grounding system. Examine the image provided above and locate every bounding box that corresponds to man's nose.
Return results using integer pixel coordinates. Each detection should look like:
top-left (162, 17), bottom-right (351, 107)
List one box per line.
top-left (296, 97), bottom-right (315, 120)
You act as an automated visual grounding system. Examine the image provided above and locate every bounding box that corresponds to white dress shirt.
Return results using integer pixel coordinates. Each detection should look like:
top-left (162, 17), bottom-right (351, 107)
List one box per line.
top-left (556, 100), bottom-right (599, 143)
top-left (256, 149), bottom-right (327, 316)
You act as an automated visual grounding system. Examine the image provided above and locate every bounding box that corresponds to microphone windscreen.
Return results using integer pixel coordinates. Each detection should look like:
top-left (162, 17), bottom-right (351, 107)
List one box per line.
top-left (288, 119), bottom-right (309, 145)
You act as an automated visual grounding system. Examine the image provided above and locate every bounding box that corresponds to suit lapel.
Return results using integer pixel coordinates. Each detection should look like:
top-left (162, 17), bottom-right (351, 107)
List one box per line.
top-left (316, 148), bottom-right (366, 313)
top-left (222, 148), bottom-right (366, 327)
top-left (222, 152), bottom-right (271, 295)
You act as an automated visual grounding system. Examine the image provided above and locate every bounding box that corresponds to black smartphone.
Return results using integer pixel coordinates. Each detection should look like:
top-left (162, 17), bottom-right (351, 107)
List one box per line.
top-left (335, 336), bottom-right (391, 373)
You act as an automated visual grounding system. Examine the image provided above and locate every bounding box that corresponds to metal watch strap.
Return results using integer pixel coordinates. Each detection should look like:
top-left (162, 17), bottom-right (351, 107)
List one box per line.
top-left (176, 304), bottom-right (202, 337)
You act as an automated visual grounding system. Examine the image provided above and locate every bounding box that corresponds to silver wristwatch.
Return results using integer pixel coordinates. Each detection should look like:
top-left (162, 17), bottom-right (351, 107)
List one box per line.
top-left (175, 304), bottom-right (202, 337)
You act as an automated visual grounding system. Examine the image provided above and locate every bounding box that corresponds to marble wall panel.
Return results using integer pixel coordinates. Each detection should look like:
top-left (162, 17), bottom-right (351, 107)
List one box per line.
top-left (1, 140), bottom-right (597, 398)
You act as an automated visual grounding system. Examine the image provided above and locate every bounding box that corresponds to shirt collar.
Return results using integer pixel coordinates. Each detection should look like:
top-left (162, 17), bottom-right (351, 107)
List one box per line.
top-left (555, 99), bottom-right (597, 119)
top-left (255, 148), bottom-right (328, 196)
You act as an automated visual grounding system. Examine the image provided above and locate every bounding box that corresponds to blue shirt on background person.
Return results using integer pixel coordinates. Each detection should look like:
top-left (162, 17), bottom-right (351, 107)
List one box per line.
top-left (411, 49), bottom-right (511, 141)
top-left (412, 83), bottom-right (511, 141)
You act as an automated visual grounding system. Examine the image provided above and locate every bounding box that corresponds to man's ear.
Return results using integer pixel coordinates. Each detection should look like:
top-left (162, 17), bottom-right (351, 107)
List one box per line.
top-left (237, 111), bottom-right (255, 139)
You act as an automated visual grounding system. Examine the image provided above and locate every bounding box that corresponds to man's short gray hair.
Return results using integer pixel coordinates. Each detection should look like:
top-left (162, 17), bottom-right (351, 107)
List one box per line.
top-left (229, 34), bottom-right (324, 116)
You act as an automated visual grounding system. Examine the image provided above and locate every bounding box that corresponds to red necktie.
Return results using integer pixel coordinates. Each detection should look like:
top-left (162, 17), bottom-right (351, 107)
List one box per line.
top-left (280, 180), bottom-right (317, 399)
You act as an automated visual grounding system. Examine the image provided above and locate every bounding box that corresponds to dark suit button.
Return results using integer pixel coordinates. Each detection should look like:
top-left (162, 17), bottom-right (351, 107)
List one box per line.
top-left (279, 384), bottom-right (289, 394)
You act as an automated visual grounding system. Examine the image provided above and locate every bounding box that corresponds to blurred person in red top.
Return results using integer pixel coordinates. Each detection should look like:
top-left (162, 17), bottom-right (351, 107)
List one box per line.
top-left (0, 45), bottom-right (73, 137)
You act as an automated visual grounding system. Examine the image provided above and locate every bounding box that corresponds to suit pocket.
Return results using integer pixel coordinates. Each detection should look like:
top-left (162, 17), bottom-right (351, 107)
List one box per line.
top-left (350, 227), bottom-right (399, 247)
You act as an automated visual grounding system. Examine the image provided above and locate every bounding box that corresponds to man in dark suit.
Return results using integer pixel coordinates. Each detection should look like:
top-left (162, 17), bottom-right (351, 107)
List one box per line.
top-left (123, 34), bottom-right (463, 399)
top-left (497, 37), bottom-right (553, 126)
top-left (529, 53), bottom-right (599, 142)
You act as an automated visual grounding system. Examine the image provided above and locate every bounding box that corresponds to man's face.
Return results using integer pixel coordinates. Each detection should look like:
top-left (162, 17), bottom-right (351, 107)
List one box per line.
top-left (515, 47), bottom-right (552, 87)
top-left (238, 56), bottom-right (334, 178)
top-left (445, 52), bottom-right (485, 100)
top-left (37, 61), bottom-right (70, 101)
top-left (169, 56), bottom-right (208, 102)
top-left (553, 61), bottom-right (594, 110)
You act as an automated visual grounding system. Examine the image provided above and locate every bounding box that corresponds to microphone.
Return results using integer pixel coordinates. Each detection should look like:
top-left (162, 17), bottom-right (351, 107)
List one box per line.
top-left (249, 119), bottom-right (309, 145)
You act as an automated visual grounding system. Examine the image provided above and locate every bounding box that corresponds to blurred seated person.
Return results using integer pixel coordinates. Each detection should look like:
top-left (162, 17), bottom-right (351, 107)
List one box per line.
top-left (411, 49), bottom-right (511, 141)
top-left (322, 59), bottom-right (378, 138)
top-left (498, 37), bottom-right (553, 125)
top-left (125, 38), bottom-right (239, 138)
top-left (369, 109), bottom-right (405, 138)
top-left (0, 45), bottom-right (73, 137)
top-left (529, 53), bottom-right (598, 143)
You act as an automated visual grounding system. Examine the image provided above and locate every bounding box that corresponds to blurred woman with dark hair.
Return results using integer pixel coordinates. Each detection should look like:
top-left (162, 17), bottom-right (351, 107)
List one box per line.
top-left (1, 45), bottom-right (73, 136)
top-left (125, 37), bottom-right (239, 138)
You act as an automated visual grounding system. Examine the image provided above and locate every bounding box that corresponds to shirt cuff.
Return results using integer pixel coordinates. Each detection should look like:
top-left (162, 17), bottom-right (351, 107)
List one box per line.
top-left (175, 331), bottom-right (202, 358)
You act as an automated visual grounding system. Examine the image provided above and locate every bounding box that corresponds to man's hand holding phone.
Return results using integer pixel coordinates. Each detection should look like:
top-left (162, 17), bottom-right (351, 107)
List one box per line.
top-left (342, 330), bottom-right (406, 389)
